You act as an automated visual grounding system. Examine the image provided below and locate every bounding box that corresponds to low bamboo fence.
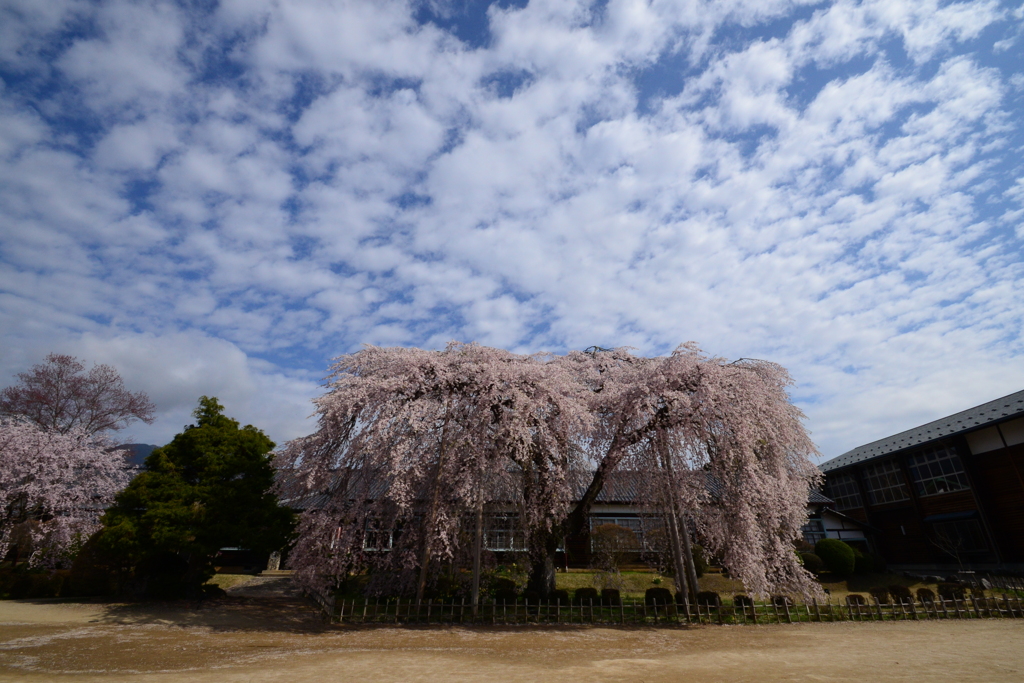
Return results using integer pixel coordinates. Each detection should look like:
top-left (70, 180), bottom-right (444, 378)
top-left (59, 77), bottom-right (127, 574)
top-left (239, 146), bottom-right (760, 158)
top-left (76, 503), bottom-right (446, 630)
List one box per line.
top-left (308, 593), bottom-right (1024, 626)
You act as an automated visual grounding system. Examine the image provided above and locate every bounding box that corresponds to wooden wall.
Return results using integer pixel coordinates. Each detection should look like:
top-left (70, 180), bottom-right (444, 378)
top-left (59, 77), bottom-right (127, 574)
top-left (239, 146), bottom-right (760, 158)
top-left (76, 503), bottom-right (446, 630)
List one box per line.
top-left (971, 443), bottom-right (1024, 562)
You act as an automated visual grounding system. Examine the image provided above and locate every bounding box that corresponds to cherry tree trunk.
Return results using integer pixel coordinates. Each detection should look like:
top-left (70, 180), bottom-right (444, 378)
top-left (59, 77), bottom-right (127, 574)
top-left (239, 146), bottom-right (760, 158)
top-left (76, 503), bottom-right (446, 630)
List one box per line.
top-left (471, 501), bottom-right (483, 614)
top-left (527, 532), bottom-right (560, 596)
top-left (416, 409), bottom-right (449, 602)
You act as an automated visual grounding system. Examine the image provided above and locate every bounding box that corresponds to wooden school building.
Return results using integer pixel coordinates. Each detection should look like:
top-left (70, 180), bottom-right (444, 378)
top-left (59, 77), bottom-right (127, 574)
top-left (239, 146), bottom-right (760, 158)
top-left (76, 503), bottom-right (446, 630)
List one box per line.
top-left (819, 389), bottom-right (1024, 572)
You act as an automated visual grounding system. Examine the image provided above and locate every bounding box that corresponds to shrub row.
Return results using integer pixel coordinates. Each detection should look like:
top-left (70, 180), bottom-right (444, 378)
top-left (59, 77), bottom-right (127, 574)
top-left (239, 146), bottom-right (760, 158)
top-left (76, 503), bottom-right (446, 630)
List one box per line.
top-left (811, 539), bottom-right (885, 576)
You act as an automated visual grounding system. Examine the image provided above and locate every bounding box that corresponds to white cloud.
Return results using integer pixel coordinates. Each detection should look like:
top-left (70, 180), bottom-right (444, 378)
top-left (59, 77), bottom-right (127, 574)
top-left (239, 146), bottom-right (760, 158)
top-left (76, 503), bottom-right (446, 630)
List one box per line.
top-left (1, 0), bottom-right (1022, 460)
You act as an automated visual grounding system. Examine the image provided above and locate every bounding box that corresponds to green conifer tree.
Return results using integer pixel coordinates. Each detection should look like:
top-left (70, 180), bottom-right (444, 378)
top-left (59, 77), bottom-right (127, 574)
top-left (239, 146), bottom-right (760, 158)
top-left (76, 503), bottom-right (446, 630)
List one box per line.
top-left (99, 397), bottom-right (294, 597)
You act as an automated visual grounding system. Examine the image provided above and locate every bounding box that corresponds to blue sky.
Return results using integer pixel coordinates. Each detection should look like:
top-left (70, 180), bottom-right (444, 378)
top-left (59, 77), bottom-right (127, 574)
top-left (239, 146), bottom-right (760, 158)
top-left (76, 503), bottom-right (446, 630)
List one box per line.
top-left (2, 0), bottom-right (1023, 459)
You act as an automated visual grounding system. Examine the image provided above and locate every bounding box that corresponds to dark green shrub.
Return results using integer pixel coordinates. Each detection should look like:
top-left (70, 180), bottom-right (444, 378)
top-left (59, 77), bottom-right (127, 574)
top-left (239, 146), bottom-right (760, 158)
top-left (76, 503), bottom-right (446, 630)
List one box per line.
top-left (489, 575), bottom-right (518, 602)
top-left (9, 574), bottom-right (33, 599)
top-left (65, 532), bottom-right (119, 597)
top-left (601, 588), bottom-right (621, 606)
top-left (846, 593), bottom-right (866, 606)
top-left (916, 587), bottom-right (936, 603)
top-left (888, 585), bottom-right (912, 603)
top-left (853, 549), bottom-right (873, 574)
top-left (690, 544), bottom-right (707, 578)
top-left (574, 587), bottom-right (599, 604)
top-left (937, 582), bottom-right (964, 600)
top-left (645, 587), bottom-right (674, 605)
top-left (733, 594), bottom-right (753, 607)
top-left (0, 569), bottom-right (16, 598)
top-left (522, 590), bottom-right (541, 603)
top-left (489, 577), bottom-right (517, 594)
top-left (814, 539), bottom-right (855, 575)
top-left (799, 552), bottom-right (825, 575)
top-left (696, 591), bottom-right (721, 606)
top-left (868, 586), bottom-right (890, 604)
top-left (550, 589), bottom-right (570, 604)
top-left (9, 571), bottom-right (66, 599)
top-left (772, 595), bottom-right (793, 607)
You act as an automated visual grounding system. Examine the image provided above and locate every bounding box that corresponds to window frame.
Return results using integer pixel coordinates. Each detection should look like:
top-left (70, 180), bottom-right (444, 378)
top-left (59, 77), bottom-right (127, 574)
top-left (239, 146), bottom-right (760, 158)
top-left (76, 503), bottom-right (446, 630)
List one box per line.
top-left (907, 445), bottom-right (970, 497)
top-left (931, 519), bottom-right (988, 554)
top-left (825, 473), bottom-right (863, 511)
top-left (861, 459), bottom-right (910, 505)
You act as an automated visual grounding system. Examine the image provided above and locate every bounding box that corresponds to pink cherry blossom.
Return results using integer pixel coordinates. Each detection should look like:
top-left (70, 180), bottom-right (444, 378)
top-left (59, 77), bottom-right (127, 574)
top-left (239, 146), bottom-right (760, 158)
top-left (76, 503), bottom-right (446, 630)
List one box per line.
top-left (0, 419), bottom-right (131, 567)
top-left (280, 342), bottom-right (822, 599)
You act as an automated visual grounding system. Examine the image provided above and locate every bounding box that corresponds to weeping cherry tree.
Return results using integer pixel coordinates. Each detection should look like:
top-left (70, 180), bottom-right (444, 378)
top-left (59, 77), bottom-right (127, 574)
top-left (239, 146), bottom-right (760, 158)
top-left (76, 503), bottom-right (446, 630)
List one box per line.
top-left (281, 342), bottom-right (822, 600)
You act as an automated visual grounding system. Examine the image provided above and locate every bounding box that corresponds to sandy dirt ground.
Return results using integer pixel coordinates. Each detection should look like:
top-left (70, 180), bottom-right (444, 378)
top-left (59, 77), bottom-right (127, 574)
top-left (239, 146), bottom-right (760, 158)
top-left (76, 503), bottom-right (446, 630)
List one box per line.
top-left (1, 592), bottom-right (1022, 683)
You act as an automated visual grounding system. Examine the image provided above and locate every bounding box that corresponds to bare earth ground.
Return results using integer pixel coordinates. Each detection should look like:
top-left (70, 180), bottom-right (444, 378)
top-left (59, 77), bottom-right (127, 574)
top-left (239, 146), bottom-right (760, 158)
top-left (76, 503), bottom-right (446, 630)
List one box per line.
top-left (1, 580), bottom-right (1022, 683)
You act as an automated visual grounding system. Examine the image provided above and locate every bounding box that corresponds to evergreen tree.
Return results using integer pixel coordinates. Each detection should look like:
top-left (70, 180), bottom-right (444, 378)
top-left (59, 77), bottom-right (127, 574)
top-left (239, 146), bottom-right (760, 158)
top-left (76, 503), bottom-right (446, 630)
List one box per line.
top-left (99, 397), bottom-right (293, 597)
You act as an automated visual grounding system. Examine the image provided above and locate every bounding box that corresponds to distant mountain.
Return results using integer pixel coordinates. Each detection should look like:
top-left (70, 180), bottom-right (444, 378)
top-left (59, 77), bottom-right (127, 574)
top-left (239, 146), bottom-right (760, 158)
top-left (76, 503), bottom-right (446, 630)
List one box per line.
top-left (115, 443), bottom-right (159, 467)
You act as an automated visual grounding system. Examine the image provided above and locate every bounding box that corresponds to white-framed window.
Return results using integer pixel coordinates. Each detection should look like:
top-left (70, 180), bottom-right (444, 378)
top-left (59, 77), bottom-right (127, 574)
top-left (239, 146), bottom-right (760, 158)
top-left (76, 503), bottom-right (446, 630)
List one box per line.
top-left (908, 446), bottom-right (970, 496)
top-left (801, 518), bottom-right (826, 545)
top-left (825, 473), bottom-right (863, 511)
top-left (485, 514), bottom-right (527, 551)
top-left (862, 460), bottom-right (909, 505)
top-left (363, 520), bottom-right (394, 550)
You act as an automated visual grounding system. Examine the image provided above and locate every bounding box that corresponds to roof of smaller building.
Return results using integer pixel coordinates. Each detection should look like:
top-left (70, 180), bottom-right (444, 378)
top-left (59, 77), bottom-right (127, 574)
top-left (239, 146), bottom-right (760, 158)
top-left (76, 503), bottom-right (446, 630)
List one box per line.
top-left (820, 389), bottom-right (1024, 472)
top-left (808, 489), bottom-right (833, 504)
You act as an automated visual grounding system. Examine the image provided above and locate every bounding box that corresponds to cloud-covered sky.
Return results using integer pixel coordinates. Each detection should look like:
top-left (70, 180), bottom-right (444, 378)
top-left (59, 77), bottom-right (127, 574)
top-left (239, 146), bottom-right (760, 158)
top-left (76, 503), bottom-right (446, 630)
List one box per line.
top-left (2, 0), bottom-right (1023, 459)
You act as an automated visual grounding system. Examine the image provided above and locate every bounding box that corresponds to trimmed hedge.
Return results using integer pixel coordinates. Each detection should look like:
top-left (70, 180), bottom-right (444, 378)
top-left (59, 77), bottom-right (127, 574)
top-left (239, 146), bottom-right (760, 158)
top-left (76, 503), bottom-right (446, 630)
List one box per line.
top-left (814, 539), bottom-right (855, 575)
top-left (574, 587), bottom-right (599, 605)
top-left (846, 593), bottom-right (866, 606)
top-left (937, 582), bottom-right (965, 601)
top-left (733, 594), bottom-right (753, 607)
top-left (799, 552), bottom-right (825, 575)
top-left (601, 588), bottom-right (621, 606)
top-left (645, 587), bottom-right (674, 605)
top-left (868, 586), bottom-right (890, 603)
top-left (695, 591), bottom-right (721, 606)
top-left (551, 589), bottom-right (571, 604)
top-left (916, 587), bottom-right (936, 603)
top-left (888, 585), bottom-right (913, 603)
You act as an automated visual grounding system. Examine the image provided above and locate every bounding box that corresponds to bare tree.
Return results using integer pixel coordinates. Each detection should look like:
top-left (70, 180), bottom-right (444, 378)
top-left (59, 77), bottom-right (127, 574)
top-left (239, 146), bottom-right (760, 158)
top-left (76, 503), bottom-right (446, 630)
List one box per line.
top-left (1, 354), bottom-right (154, 436)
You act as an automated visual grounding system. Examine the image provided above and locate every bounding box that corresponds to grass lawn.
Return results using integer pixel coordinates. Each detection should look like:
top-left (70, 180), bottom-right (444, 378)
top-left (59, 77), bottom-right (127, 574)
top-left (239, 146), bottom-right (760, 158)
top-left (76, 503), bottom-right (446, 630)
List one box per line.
top-left (555, 570), bottom-right (675, 598)
top-left (206, 574), bottom-right (260, 591)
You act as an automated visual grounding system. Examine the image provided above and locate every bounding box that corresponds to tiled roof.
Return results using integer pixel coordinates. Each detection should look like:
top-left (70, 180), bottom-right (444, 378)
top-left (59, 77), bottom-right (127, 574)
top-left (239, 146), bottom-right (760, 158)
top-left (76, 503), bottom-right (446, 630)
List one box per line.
top-left (282, 468), bottom-right (828, 508)
top-left (820, 389), bottom-right (1024, 473)
top-left (808, 489), bottom-right (833, 504)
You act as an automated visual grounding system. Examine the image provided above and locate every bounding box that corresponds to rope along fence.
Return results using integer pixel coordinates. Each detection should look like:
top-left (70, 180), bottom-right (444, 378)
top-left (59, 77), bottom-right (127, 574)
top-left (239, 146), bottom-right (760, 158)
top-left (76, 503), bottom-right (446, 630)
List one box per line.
top-left (311, 594), bottom-right (1024, 626)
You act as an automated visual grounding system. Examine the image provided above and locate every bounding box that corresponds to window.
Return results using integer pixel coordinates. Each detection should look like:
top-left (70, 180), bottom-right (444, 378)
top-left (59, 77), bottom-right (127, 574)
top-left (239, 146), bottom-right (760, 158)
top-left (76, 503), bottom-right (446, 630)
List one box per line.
top-left (801, 518), bottom-right (826, 545)
top-left (363, 520), bottom-right (395, 550)
top-left (907, 446), bottom-right (970, 496)
top-left (825, 474), bottom-right (863, 511)
top-left (931, 520), bottom-right (988, 554)
top-left (590, 516), bottom-right (646, 550)
top-left (861, 460), bottom-right (909, 505)
top-left (485, 514), bottom-right (527, 551)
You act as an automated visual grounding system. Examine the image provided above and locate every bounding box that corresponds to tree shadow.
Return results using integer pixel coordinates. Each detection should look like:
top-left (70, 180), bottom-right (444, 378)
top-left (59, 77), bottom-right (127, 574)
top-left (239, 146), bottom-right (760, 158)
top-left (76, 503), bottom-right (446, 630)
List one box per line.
top-left (80, 595), bottom-right (331, 633)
